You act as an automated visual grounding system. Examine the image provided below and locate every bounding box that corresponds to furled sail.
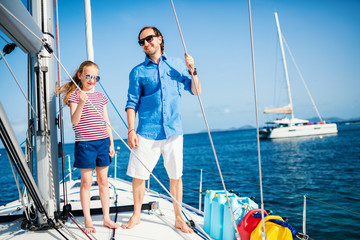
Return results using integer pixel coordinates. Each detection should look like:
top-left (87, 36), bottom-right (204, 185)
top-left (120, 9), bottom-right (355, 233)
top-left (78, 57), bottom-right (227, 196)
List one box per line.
top-left (264, 105), bottom-right (292, 114)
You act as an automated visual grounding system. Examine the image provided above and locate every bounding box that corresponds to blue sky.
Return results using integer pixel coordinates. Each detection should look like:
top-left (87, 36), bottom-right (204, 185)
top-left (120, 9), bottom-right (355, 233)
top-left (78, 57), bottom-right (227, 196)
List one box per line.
top-left (0, 0), bottom-right (359, 144)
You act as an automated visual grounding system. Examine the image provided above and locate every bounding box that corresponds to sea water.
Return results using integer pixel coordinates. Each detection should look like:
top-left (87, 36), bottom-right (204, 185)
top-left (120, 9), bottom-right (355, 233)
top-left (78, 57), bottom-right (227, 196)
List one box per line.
top-left (1, 124), bottom-right (359, 239)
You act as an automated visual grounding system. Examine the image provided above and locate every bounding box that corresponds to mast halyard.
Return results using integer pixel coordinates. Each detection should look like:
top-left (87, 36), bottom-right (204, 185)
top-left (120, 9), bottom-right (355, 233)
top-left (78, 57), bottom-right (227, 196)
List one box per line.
top-left (274, 12), bottom-right (294, 120)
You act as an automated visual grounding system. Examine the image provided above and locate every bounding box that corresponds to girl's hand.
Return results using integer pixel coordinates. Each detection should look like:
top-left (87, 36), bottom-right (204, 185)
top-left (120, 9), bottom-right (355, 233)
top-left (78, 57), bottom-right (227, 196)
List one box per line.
top-left (127, 131), bottom-right (139, 148)
top-left (109, 144), bottom-right (115, 158)
top-left (78, 91), bottom-right (88, 105)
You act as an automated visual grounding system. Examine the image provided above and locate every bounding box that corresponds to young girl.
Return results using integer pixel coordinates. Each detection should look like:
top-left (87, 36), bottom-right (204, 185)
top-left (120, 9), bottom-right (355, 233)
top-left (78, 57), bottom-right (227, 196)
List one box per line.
top-left (57, 60), bottom-right (120, 233)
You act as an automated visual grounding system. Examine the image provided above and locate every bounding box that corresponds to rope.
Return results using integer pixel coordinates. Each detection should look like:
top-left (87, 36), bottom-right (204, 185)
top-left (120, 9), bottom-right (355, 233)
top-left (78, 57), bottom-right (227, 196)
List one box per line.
top-left (38, 55), bottom-right (57, 212)
top-left (247, 0), bottom-right (267, 239)
top-left (0, 217), bottom-right (25, 232)
top-left (57, 219), bottom-right (79, 240)
top-left (169, 0), bottom-right (240, 238)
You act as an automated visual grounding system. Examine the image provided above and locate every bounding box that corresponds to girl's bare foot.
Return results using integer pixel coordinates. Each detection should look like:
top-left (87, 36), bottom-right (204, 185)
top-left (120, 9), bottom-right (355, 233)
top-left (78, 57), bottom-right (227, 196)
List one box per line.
top-left (103, 218), bottom-right (120, 229)
top-left (121, 214), bottom-right (140, 229)
top-left (85, 224), bottom-right (96, 233)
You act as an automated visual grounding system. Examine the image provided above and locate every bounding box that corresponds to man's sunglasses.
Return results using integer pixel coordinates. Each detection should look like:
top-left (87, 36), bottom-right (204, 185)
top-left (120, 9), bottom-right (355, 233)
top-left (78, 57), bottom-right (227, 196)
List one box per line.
top-left (138, 35), bottom-right (158, 46)
top-left (85, 74), bottom-right (100, 82)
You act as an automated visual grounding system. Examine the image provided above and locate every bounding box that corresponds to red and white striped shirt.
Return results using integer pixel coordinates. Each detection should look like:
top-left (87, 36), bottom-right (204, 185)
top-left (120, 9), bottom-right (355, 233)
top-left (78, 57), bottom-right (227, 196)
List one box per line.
top-left (69, 91), bottom-right (109, 142)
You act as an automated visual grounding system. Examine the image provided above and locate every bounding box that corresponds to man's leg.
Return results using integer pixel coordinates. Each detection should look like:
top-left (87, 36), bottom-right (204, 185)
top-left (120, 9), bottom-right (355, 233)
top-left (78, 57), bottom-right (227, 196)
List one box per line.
top-left (80, 168), bottom-right (96, 233)
top-left (96, 166), bottom-right (120, 229)
top-left (121, 178), bottom-right (145, 229)
top-left (170, 177), bottom-right (193, 233)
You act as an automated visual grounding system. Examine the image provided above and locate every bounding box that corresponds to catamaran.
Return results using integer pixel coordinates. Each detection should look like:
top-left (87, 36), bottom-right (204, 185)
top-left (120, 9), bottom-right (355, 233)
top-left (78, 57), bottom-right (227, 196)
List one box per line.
top-left (259, 12), bottom-right (338, 139)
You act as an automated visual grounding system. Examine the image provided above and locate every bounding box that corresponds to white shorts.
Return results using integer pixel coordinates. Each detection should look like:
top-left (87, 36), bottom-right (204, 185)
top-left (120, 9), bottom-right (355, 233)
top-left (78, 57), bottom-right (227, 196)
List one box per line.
top-left (126, 134), bottom-right (183, 180)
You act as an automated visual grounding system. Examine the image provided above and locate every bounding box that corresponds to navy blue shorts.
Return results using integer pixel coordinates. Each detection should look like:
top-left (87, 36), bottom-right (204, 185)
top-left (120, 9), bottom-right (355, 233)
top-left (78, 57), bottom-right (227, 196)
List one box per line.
top-left (74, 137), bottom-right (111, 169)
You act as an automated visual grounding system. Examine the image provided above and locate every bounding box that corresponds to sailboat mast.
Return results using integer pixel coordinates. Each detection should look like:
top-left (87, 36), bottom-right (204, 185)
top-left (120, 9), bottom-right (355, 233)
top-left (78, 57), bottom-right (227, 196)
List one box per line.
top-left (274, 12), bottom-right (294, 119)
top-left (84, 0), bottom-right (94, 61)
top-left (30, 0), bottom-right (59, 225)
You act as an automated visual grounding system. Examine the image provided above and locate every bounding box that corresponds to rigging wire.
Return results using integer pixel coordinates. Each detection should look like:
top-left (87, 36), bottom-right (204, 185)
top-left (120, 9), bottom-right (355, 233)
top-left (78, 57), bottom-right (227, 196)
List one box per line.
top-left (169, 0), bottom-right (240, 238)
top-left (247, 0), bottom-right (267, 239)
top-left (0, 34), bottom-right (9, 44)
top-left (98, 82), bottom-right (127, 128)
top-left (0, 50), bottom-right (38, 117)
top-left (282, 37), bottom-right (323, 122)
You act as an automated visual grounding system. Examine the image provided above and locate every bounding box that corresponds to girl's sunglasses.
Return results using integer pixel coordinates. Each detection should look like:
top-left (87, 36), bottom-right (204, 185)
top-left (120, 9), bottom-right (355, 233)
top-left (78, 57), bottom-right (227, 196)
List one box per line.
top-left (85, 74), bottom-right (100, 82)
top-left (138, 35), bottom-right (158, 46)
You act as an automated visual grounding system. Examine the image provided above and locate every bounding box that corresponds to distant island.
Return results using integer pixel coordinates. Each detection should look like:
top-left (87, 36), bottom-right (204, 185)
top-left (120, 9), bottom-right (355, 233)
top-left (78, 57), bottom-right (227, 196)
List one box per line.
top-left (198, 125), bottom-right (255, 133)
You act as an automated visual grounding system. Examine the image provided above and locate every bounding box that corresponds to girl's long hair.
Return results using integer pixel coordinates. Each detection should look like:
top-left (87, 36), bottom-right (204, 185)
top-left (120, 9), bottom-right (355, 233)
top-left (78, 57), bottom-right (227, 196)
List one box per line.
top-left (57, 60), bottom-right (98, 106)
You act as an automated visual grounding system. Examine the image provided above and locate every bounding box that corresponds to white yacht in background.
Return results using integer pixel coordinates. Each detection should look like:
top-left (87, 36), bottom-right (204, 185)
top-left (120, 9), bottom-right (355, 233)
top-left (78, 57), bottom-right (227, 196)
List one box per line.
top-left (259, 12), bottom-right (337, 139)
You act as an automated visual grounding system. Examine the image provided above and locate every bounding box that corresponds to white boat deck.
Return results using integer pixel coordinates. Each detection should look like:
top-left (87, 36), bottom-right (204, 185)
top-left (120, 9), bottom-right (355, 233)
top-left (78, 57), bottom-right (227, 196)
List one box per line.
top-left (0, 177), bottom-right (205, 240)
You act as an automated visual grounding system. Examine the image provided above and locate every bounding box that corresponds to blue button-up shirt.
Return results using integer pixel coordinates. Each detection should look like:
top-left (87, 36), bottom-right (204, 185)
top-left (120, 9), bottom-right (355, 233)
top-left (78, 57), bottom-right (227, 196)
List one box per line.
top-left (125, 53), bottom-right (193, 140)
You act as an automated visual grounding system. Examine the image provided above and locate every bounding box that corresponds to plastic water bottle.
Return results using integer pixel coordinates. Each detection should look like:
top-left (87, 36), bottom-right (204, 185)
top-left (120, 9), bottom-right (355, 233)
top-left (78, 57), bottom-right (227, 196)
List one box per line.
top-left (204, 190), bottom-right (226, 234)
top-left (210, 193), bottom-right (227, 240)
top-left (204, 190), bottom-right (215, 234)
top-left (222, 196), bottom-right (241, 240)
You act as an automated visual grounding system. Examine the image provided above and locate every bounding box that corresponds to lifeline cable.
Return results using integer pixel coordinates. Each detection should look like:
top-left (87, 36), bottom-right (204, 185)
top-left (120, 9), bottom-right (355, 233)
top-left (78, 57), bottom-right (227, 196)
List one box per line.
top-left (169, 0), bottom-right (240, 238)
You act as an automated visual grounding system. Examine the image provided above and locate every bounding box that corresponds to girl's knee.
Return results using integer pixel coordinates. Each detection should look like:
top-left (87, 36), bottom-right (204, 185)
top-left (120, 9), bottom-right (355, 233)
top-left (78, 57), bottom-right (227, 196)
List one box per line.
top-left (97, 176), bottom-right (108, 187)
top-left (81, 179), bottom-right (93, 190)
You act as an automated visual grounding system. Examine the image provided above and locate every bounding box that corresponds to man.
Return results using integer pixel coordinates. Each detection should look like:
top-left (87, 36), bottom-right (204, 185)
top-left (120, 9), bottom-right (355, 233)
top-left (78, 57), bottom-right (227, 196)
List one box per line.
top-left (121, 26), bottom-right (201, 233)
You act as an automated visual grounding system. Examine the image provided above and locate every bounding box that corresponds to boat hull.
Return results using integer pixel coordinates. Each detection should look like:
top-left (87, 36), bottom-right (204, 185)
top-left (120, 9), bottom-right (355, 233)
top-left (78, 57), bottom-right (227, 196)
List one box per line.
top-left (261, 123), bottom-right (337, 139)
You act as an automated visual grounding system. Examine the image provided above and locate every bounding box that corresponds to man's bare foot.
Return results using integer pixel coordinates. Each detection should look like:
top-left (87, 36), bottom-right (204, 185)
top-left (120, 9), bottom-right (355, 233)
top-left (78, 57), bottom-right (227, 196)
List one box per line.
top-left (103, 218), bottom-right (120, 229)
top-left (175, 216), bottom-right (193, 234)
top-left (121, 214), bottom-right (141, 229)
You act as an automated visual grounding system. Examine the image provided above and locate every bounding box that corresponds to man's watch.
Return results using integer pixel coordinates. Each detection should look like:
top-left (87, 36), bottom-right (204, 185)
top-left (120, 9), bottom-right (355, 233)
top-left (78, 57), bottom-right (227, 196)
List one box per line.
top-left (188, 68), bottom-right (197, 76)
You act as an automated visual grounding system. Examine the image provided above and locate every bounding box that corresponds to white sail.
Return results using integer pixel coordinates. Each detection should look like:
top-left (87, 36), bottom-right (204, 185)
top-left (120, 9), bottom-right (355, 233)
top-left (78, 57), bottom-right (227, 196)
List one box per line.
top-left (264, 105), bottom-right (292, 114)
